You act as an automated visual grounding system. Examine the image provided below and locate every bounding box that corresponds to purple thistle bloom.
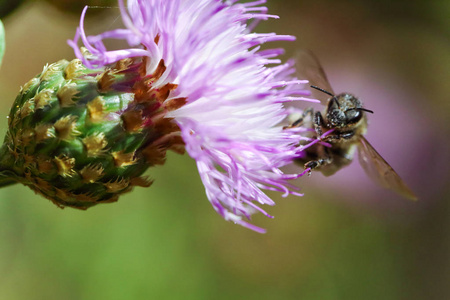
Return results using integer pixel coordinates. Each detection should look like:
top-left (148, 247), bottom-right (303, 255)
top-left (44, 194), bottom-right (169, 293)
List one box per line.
top-left (68, 0), bottom-right (315, 232)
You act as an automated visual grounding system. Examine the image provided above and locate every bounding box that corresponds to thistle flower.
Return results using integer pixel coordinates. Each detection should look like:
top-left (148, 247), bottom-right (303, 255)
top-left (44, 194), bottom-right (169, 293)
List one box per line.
top-left (1, 0), bottom-right (316, 232)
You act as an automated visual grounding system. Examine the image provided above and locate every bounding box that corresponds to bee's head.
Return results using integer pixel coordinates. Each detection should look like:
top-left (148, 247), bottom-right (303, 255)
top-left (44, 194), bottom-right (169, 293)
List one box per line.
top-left (309, 86), bottom-right (374, 128)
top-left (326, 93), bottom-right (373, 128)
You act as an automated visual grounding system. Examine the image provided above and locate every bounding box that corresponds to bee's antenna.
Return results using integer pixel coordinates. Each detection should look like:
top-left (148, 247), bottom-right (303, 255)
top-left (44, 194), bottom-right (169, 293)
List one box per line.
top-left (359, 108), bottom-right (374, 114)
top-left (349, 107), bottom-right (374, 114)
top-left (310, 85), bottom-right (334, 97)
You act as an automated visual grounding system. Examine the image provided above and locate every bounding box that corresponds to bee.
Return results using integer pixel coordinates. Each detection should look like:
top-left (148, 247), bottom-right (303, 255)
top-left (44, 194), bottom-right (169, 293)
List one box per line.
top-left (291, 51), bottom-right (417, 200)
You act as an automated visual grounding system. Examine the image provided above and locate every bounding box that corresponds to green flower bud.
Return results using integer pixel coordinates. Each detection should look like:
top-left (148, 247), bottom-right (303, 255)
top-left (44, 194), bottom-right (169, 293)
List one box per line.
top-left (0, 57), bottom-right (184, 209)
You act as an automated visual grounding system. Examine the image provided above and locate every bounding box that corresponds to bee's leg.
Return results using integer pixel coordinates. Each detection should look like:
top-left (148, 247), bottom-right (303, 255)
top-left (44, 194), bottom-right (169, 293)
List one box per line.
top-left (313, 111), bottom-right (325, 137)
top-left (286, 108), bottom-right (314, 128)
top-left (304, 147), bottom-right (332, 175)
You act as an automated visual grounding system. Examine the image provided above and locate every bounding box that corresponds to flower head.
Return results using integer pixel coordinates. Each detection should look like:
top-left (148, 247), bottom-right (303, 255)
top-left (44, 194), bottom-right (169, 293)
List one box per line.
top-left (68, 0), bottom-right (315, 232)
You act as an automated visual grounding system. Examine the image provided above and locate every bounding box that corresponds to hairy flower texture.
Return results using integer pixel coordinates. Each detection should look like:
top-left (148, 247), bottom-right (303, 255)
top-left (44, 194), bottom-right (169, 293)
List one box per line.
top-left (68, 0), bottom-right (317, 232)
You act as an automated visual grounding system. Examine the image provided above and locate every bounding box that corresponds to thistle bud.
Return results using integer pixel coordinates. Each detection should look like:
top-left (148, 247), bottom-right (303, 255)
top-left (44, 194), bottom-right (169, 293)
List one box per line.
top-left (0, 57), bottom-right (184, 209)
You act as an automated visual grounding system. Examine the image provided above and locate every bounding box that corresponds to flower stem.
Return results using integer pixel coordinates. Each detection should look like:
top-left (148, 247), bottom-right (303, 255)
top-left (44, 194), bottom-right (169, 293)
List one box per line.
top-left (0, 144), bottom-right (18, 189)
top-left (0, 174), bottom-right (17, 188)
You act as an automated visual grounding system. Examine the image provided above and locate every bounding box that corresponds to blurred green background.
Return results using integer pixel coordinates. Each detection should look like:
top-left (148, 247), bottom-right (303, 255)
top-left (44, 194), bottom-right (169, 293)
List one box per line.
top-left (0, 0), bottom-right (449, 299)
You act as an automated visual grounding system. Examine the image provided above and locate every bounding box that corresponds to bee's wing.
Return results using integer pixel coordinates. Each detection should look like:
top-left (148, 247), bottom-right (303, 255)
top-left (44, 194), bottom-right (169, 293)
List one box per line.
top-left (357, 135), bottom-right (418, 201)
top-left (295, 50), bottom-right (335, 104)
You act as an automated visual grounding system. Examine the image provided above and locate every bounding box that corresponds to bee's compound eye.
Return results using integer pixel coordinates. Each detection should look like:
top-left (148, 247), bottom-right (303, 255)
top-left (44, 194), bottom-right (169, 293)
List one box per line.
top-left (345, 109), bottom-right (362, 124)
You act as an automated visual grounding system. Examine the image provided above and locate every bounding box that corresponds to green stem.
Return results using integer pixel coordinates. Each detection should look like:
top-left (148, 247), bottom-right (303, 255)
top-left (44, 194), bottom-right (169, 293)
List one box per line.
top-left (0, 144), bottom-right (18, 189)
top-left (0, 175), bottom-right (17, 188)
